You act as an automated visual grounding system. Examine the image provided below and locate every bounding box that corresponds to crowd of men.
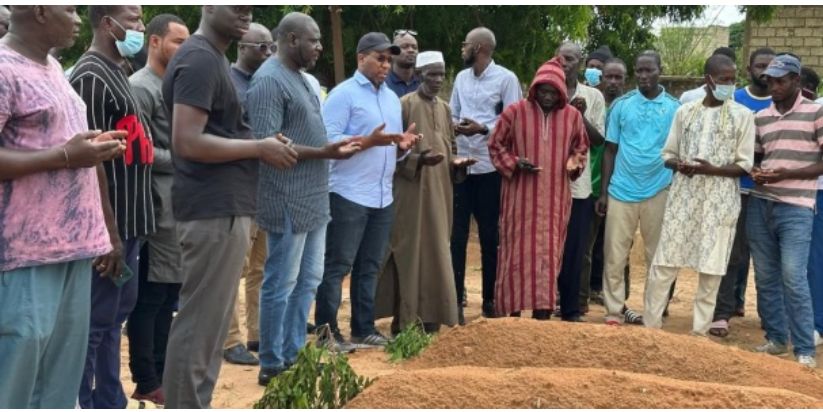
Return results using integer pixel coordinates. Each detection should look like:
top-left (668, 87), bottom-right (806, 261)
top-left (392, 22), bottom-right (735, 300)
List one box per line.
top-left (2, 4), bottom-right (823, 410)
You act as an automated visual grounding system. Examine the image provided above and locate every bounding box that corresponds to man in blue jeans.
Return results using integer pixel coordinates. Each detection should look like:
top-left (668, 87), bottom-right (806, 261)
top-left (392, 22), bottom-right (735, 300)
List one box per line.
top-left (748, 54), bottom-right (823, 368)
top-left (247, 12), bottom-right (363, 386)
top-left (315, 32), bottom-right (419, 350)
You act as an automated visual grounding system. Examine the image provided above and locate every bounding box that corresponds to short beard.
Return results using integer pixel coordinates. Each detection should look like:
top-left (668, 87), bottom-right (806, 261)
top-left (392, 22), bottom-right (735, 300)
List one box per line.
top-left (396, 59), bottom-right (415, 70)
top-left (463, 53), bottom-right (476, 68)
top-left (751, 76), bottom-right (768, 89)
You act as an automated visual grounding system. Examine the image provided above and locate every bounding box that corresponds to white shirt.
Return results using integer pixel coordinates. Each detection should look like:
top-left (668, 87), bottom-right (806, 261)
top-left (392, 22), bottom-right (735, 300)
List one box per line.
top-left (680, 85), bottom-right (707, 104)
top-left (450, 61), bottom-right (523, 175)
top-left (570, 83), bottom-right (606, 199)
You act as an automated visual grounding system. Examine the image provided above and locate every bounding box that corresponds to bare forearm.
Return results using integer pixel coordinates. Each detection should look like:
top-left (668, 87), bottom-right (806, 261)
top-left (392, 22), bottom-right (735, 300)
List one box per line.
top-left (600, 144), bottom-right (616, 196)
top-left (664, 158), bottom-right (679, 171)
top-left (174, 133), bottom-right (260, 163)
top-left (785, 163), bottom-right (823, 180)
top-left (96, 164), bottom-right (120, 242)
top-left (583, 117), bottom-right (604, 146)
top-left (0, 147), bottom-right (66, 180)
top-left (294, 145), bottom-right (330, 160)
top-left (706, 165), bottom-right (747, 178)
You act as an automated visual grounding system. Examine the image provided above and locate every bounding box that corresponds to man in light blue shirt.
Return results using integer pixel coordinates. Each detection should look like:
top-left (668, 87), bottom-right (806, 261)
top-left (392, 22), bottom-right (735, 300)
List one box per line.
top-left (315, 32), bottom-right (418, 349)
top-left (449, 27), bottom-right (522, 321)
top-left (597, 50), bottom-right (679, 325)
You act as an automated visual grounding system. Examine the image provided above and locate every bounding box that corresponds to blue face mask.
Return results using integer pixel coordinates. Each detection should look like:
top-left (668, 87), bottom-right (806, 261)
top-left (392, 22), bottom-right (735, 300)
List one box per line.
top-left (585, 67), bottom-right (602, 87)
top-left (108, 17), bottom-right (144, 57)
top-left (709, 78), bottom-right (735, 101)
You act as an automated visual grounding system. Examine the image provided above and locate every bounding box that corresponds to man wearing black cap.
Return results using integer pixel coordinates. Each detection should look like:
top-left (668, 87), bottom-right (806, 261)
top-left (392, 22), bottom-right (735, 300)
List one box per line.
top-left (315, 32), bottom-right (419, 350)
top-left (748, 54), bottom-right (823, 369)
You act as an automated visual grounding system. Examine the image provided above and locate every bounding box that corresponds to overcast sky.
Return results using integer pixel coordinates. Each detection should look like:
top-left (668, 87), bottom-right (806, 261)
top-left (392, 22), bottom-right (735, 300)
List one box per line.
top-left (653, 5), bottom-right (744, 31)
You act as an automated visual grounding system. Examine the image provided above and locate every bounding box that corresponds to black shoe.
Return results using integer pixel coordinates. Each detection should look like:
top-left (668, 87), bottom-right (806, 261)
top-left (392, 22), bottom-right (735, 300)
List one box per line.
top-left (482, 300), bottom-right (498, 318)
top-left (223, 344), bottom-right (259, 366)
top-left (247, 340), bottom-right (259, 352)
top-left (307, 322), bottom-right (317, 334)
top-left (532, 309), bottom-right (552, 321)
top-left (258, 366), bottom-right (287, 387)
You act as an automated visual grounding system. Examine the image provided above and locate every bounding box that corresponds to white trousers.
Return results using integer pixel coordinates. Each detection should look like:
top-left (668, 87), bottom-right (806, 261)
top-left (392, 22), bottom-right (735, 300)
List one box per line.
top-left (644, 264), bottom-right (723, 335)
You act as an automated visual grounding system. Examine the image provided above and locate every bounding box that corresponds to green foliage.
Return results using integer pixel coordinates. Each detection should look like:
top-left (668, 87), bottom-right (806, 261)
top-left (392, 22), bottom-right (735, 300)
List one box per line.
top-left (254, 343), bottom-right (372, 409)
top-left (728, 21), bottom-right (745, 53)
top-left (656, 25), bottom-right (713, 76)
top-left (58, 6), bottom-right (780, 87)
top-left (384, 321), bottom-right (435, 362)
top-left (585, 6), bottom-right (705, 75)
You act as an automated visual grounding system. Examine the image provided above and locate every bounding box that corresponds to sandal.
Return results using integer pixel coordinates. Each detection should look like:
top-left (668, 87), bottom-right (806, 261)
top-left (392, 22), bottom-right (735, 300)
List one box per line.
top-left (624, 309), bottom-right (644, 325)
top-left (709, 319), bottom-right (729, 337)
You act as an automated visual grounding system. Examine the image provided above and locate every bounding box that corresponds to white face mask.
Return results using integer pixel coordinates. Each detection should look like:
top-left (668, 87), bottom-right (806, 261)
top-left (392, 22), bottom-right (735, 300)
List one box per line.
top-left (709, 77), bottom-right (735, 101)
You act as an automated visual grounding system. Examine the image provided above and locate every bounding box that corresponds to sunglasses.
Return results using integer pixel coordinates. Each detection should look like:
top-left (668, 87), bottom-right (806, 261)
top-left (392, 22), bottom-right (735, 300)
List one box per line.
top-left (240, 42), bottom-right (274, 52)
top-left (393, 29), bottom-right (417, 37)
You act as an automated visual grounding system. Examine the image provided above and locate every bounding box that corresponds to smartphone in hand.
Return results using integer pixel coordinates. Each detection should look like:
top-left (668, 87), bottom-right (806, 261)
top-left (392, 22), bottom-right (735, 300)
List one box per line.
top-left (111, 261), bottom-right (134, 288)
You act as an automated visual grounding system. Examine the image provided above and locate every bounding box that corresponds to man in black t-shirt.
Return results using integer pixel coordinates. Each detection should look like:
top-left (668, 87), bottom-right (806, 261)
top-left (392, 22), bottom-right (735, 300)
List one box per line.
top-left (69, 5), bottom-right (153, 410)
top-left (160, 6), bottom-right (298, 409)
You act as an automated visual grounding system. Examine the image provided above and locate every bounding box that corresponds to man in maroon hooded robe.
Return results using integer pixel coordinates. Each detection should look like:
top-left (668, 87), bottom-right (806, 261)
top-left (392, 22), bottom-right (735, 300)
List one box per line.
top-left (488, 57), bottom-right (590, 318)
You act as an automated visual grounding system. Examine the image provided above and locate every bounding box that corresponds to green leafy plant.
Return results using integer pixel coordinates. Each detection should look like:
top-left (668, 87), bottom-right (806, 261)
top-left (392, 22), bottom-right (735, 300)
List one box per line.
top-left (384, 320), bottom-right (435, 363)
top-left (254, 342), bottom-right (372, 409)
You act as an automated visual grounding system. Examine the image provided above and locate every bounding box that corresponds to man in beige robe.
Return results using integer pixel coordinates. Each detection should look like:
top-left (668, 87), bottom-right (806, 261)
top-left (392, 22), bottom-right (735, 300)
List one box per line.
top-left (376, 52), bottom-right (476, 333)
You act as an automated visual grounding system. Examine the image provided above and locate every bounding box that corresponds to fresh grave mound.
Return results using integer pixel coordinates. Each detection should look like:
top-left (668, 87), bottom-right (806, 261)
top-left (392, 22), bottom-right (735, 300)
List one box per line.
top-left (346, 367), bottom-right (822, 409)
top-left (407, 318), bottom-right (823, 400)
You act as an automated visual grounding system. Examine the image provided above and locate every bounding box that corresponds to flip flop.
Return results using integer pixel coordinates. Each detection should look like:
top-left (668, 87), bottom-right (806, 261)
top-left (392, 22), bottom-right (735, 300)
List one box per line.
top-left (709, 319), bottom-right (729, 337)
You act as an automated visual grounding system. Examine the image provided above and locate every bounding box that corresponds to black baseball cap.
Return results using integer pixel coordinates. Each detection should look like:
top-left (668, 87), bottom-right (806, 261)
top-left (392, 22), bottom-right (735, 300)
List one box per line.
top-left (356, 32), bottom-right (401, 55)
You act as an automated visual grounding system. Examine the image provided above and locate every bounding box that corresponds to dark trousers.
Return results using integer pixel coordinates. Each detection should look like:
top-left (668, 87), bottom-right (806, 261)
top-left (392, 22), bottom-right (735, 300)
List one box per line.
top-left (315, 193), bottom-right (393, 337)
top-left (128, 242), bottom-right (180, 395)
top-left (451, 172), bottom-right (501, 304)
top-left (80, 237), bottom-right (141, 409)
top-left (559, 197), bottom-right (593, 319)
top-left (713, 195), bottom-right (749, 322)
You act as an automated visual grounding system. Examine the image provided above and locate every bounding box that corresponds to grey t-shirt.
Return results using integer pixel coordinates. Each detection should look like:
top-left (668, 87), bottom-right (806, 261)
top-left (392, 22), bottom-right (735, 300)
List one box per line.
top-left (247, 58), bottom-right (330, 234)
top-left (130, 67), bottom-right (182, 283)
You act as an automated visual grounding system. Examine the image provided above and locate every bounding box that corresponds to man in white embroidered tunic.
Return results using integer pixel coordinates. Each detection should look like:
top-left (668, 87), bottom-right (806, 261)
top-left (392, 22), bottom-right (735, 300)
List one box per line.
top-left (643, 55), bottom-right (755, 335)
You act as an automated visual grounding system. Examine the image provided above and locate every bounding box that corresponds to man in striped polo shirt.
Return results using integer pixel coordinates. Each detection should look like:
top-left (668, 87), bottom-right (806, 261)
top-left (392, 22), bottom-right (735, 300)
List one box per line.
top-left (748, 54), bottom-right (823, 369)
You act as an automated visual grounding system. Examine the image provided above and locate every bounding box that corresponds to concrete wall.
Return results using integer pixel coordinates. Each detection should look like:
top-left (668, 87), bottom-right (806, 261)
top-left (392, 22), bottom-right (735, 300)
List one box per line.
top-left (745, 6), bottom-right (823, 74)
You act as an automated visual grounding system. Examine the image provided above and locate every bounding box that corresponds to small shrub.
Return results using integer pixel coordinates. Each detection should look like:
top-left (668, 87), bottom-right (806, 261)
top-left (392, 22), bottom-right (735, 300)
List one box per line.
top-left (385, 321), bottom-right (435, 362)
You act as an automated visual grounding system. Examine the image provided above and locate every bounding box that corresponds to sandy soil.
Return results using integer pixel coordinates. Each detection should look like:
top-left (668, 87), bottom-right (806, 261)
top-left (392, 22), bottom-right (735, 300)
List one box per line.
top-left (118, 232), bottom-right (823, 408)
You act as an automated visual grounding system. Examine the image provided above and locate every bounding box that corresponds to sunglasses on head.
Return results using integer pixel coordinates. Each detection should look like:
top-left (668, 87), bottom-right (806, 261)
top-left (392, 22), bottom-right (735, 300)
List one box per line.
top-left (240, 42), bottom-right (274, 52)
top-left (393, 29), bottom-right (417, 37)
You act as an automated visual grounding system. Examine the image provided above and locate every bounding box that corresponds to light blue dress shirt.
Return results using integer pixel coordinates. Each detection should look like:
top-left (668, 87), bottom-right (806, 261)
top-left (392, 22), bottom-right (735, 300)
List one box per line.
top-left (323, 71), bottom-right (403, 209)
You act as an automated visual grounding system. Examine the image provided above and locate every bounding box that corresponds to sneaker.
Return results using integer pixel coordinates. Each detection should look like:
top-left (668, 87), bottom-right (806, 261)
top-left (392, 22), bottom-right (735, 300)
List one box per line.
top-left (815, 330), bottom-right (823, 347)
top-left (316, 332), bottom-right (357, 354)
top-left (798, 355), bottom-right (817, 368)
top-left (753, 341), bottom-right (789, 357)
top-left (352, 333), bottom-right (392, 348)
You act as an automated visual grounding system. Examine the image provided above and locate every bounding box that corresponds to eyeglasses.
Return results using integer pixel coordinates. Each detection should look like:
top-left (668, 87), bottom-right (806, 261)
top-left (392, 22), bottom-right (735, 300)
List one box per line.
top-left (394, 29), bottom-right (417, 37)
top-left (240, 42), bottom-right (275, 52)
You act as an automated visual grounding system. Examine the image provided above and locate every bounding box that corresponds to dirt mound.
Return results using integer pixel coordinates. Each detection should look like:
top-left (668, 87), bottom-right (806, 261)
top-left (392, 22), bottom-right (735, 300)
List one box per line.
top-left (407, 318), bottom-right (823, 400)
top-left (347, 367), bottom-right (822, 409)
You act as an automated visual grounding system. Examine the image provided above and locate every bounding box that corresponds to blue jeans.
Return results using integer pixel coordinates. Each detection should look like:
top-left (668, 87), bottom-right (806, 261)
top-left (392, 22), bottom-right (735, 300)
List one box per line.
top-left (808, 190), bottom-right (823, 335)
top-left (747, 196), bottom-right (816, 356)
top-left (0, 260), bottom-right (92, 408)
top-left (315, 193), bottom-right (393, 337)
top-left (258, 215), bottom-right (326, 369)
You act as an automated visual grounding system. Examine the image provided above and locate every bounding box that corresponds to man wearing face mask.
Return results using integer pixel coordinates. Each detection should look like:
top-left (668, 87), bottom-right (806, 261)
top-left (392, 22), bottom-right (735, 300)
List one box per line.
top-left (644, 55), bottom-right (755, 336)
top-left (679, 47), bottom-right (737, 104)
top-left (69, 5), bottom-right (153, 410)
top-left (584, 45), bottom-right (612, 92)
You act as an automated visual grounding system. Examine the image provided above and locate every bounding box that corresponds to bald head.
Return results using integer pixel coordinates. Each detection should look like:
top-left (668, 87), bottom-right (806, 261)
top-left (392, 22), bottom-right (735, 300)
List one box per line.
top-left (242, 22), bottom-right (270, 43)
top-left (6, 6), bottom-right (83, 55)
top-left (557, 42), bottom-right (583, 82)
top-left (275, 11), bottom-right (316, 44)
top-left (237, 22), bottom-right (272, 73)
top-left (466, 27), bottom-right (496, 51)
